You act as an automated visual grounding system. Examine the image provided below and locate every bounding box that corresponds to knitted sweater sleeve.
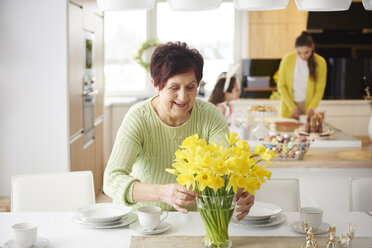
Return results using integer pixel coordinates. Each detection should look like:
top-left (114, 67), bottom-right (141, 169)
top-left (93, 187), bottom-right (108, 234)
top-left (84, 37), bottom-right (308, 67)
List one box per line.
top-left (103, 106), bottom-right (143, 205)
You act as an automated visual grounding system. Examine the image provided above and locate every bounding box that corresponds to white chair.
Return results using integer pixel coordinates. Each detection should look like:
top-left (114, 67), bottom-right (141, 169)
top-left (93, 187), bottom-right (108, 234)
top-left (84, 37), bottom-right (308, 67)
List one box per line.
top-left (11, 171), bottom-right (95, 212)
top-left (349, 177), bottom-right (372, 211)
top-left (255, 178), bottom-right (301, 211)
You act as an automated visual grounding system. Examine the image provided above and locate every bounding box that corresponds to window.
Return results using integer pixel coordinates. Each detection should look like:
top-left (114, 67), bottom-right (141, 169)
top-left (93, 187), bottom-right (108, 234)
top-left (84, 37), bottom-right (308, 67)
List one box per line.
top-left (104, 2), bottom-right (238, 97)
top-left (157, 2), bottom-right (235, 94)
top-left (104, 11), bottom-right (148, 97)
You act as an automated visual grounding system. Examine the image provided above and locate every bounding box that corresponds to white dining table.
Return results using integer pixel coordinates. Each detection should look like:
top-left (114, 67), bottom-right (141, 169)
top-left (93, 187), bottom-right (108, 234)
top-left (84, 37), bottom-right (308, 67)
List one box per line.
top-left (1, 211), bottom-right (372, 248)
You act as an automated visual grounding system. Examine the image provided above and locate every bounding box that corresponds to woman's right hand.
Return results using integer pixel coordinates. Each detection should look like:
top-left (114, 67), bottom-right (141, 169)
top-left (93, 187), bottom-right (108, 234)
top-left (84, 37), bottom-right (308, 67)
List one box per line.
top-left (159, 183), bottom-right (198, 214)
top-left (291, 108), bottom-right (301, 120)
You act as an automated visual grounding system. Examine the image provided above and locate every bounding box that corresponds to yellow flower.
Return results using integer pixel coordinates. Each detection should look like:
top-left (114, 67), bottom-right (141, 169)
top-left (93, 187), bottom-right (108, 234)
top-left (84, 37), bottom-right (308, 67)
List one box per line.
top-left (209, 175), bottom-right (225, 191)
top-left (243, 176), bottom-right (262, 195)
top-left (196, 170), bottom-right (214, 191)
top-left (254, 144), bottom-right (267, 156)
top-left (227, 174), bottom-right (240, 194)
top-left (211, 158), bottom-right (229, 176)
top-left (225, 132), bottom-right (240, 146)
top-left (261, 149), bottom-right (276, 164)
top-left (177, 173), bottom-right (195, 190)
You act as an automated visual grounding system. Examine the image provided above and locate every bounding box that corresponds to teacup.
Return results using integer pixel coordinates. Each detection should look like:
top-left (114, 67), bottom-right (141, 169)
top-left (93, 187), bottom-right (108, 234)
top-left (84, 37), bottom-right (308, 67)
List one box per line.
top-left (300, 207), bottom-right (323, 230)
top-left (137, 206), bottom-right (168, 231)
top-left (12, 222), bottom-right (38, 248)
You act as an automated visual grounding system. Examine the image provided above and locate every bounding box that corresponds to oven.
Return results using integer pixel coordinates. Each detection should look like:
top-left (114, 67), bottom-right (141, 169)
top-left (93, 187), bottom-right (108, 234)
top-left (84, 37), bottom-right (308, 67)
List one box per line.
top-left (83, 31), bottom-right (97, 146)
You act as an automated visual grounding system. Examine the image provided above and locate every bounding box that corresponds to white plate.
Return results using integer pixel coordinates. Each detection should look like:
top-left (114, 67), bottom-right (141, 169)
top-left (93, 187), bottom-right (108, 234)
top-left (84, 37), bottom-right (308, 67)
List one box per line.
top-left (290, 220), bottom-right (330, 235)
top-left (72, 212), bottom-right (137, 229)
top-left (232, 213), bottom-right (286, 228)
top-left (76, 203), bottom-right (132, 223)
top-left (4, 237), bottom-right (49, 248)
top-left (243, 201), bottom-right (282, 221)
top-left (129, 221), bottom-right (171, 235)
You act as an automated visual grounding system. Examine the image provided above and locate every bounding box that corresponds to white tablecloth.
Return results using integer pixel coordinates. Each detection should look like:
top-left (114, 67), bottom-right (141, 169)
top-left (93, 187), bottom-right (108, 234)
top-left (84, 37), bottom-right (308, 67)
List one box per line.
top-left (1, 212), bottom-right (372, 248)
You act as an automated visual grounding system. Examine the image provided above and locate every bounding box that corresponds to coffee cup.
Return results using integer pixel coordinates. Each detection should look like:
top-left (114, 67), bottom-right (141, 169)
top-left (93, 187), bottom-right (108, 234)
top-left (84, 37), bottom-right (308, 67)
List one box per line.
top-left (300, 207), bottom-right (323, 230)
top-left (137, 206), bottom-right (168, 231)
top-left (12, 222), bottom-right (38, 248)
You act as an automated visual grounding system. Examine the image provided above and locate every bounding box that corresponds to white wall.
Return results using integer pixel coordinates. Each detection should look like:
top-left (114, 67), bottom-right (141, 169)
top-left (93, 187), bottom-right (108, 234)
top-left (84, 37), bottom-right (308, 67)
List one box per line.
top-left (0, 0), bottom-right (69, 196)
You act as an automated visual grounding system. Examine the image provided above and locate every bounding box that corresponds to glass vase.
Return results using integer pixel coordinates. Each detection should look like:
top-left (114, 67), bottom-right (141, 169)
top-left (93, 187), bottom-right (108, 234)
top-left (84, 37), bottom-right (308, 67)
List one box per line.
top-left (196, 194), bottom-right (235, 248)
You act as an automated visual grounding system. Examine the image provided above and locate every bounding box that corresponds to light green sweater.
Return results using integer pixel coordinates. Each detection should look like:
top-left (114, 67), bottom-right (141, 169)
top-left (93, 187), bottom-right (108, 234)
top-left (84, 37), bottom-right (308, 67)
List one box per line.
top-left (103, 96), bottom-right (229, 211)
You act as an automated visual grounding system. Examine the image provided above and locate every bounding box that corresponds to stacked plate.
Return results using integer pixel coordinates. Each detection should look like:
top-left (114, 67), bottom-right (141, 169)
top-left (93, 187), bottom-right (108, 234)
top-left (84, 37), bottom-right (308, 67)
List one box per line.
top-left (232, 201), bottom-right (286, 227)
top-left (72, 203), bottom-right (137, 229)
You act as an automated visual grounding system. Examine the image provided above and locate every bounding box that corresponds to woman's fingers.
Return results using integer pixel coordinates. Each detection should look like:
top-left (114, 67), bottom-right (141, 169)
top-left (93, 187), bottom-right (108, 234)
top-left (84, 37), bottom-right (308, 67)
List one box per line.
top-left (172, 203), bottom-right (189, 214)
top-left (236, 193), bottom-right (255, 213)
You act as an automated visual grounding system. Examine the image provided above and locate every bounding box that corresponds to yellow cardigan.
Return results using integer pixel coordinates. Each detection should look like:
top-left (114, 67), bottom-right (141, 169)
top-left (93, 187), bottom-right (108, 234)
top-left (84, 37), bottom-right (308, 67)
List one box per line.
top-left (277, 52), bottom-right (327, 118)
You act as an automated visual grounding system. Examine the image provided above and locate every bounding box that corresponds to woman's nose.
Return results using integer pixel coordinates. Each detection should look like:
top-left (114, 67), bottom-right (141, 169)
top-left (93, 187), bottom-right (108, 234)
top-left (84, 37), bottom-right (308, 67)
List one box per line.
top-left (177, 89), bottom-right (188, 101)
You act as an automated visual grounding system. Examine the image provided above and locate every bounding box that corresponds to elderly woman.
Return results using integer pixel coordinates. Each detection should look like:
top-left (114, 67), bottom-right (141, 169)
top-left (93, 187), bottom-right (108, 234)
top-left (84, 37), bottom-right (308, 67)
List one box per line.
top-left (103, 42), bottom-right (253, 220)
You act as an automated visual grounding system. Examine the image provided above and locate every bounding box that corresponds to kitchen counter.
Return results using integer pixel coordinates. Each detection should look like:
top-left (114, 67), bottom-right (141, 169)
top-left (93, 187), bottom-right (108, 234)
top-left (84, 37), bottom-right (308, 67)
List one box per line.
top-left (270, 147), bottom-right (372, 168)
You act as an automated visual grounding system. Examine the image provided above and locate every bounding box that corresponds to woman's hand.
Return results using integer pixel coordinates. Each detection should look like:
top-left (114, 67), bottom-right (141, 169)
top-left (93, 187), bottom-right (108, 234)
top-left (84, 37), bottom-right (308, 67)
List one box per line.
top-left (307, 108), bottom-right (314, 117)
top-left (235, 188), bottom-right (255, 221)
top-left (159, 183), bottom-right (198, 214)
top-left (291, 108), bottom-right (301, 120)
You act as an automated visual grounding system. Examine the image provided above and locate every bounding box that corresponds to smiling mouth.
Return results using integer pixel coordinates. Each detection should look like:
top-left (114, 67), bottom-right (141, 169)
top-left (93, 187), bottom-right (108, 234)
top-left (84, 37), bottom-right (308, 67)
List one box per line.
top-left (173, 102), bottom-right (187, 108)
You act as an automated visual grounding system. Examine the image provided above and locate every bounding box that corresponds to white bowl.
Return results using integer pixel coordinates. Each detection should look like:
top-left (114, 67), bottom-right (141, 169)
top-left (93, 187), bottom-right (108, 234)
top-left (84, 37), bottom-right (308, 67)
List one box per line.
top-left (245, 201), bottom-right (282, 221)
top-left (76, 203), bottom-right (132, 223)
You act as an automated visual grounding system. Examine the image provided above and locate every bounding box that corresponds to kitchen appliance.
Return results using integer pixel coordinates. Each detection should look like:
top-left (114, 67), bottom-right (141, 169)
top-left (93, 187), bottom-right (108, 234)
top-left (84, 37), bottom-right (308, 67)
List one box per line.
top-left (83, 31), bottom-right (97, 146)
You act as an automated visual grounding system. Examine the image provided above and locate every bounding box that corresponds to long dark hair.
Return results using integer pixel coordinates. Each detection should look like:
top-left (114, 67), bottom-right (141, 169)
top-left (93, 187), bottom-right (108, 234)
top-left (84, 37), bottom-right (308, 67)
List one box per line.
top-left (208, 74), bottom-right (236, 105)
top-left (295, 31), bottom-right (317, 81)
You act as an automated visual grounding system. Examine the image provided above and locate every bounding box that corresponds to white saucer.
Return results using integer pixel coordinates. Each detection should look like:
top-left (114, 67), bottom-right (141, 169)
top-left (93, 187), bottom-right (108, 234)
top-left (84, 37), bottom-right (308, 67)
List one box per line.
top-left (72, 212), bottom-right (137, 229)
top-left (4, 237), bottom-right (49, 248)
top-left (290, 220), bottom-right (330, 235)
top-left (76, 203), bottom-right (132, 223)
top-left (129, 221), bottom-right (171, 235)
top-left (232, 213), bottom-right (286, 228)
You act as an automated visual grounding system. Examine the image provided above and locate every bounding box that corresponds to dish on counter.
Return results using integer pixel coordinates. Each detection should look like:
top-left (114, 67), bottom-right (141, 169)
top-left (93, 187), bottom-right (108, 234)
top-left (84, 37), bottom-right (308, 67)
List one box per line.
top-left (76, 203), bottom-right (132, 223)
top-left (260, 134), bottom-right (311, 160)
top-left (72, 212), bottom-right (137, 229)
top-left (232, 213), bottom-right (286, 228)
top-left (129, 221), bottom-right (171, 235)
top-left (237, 201), bottom-right (282, 221)
top-left (290, 221), bottom-right (330, 235)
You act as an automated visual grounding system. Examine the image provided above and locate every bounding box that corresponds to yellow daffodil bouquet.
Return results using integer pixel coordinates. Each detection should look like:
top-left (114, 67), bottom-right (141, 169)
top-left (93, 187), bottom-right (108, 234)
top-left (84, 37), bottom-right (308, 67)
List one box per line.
top-left (166, 132), bottom-right (275, 248)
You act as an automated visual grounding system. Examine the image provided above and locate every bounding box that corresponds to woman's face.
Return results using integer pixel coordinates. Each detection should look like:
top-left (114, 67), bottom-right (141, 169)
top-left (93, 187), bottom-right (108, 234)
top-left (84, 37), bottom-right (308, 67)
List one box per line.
top-left (295, 45), bottom-right (313, 61)
top-left (156, 70), bottom-right (198, 121)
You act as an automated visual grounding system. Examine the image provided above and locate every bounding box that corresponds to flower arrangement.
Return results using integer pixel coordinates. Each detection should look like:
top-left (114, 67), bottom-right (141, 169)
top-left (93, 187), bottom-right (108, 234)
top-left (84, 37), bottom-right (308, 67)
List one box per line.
top-left (133, 39), bottom-right (161, 71)
top-left (166, 132), bottom-right (275, 248)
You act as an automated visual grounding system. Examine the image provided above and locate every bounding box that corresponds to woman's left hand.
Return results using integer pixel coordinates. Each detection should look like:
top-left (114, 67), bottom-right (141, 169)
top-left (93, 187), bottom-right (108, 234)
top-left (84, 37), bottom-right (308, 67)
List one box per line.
top-left (235, 188), bottom-right (255, 221)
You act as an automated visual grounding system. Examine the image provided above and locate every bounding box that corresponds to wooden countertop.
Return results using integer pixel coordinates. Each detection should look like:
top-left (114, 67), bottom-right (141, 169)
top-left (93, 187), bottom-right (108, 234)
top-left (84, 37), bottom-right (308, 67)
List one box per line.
top-left (271, 147), bottom-right (372, 168)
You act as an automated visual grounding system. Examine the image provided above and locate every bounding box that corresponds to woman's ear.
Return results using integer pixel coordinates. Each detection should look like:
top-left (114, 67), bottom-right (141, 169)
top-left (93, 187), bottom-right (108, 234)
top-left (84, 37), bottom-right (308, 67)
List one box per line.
top-left (151, 78), bottom-right (160, 95)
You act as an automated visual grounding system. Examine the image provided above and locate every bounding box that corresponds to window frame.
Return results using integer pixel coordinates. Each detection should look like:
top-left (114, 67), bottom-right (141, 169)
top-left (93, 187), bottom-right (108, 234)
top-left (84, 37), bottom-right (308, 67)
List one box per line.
top-left (105, 0), bottom-right (247, 98)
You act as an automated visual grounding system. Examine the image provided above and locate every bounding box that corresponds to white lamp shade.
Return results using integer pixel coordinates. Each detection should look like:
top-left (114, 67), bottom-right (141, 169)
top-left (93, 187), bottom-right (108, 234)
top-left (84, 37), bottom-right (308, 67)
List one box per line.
top-left (295, 0), bottom-right (352, 11)
top-left (168, 0), bottom-right (222, 11)
top-left (233, 0), bottom-right (289, 11)
top-left (363, 0), bottom-right (372, 10)
top-left (97, 0), bottom-right (155, 11)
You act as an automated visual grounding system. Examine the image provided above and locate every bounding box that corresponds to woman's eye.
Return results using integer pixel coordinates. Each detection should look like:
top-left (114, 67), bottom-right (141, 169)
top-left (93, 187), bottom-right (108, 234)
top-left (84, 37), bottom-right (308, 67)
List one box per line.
top-left (170, 87), bottom-right (178, 91)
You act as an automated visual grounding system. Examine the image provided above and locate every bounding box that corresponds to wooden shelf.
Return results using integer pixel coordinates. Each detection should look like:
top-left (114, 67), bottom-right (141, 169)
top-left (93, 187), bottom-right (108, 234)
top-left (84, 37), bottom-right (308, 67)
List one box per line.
top-left (243, 87), bottom-right (277, 92)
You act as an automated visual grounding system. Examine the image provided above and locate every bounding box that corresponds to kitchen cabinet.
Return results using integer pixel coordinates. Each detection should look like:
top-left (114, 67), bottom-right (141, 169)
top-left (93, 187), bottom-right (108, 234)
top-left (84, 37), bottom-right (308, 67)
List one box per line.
top-left (68, 3), bottom-right (84, 137)
top-left (68, 0), bottom-right (105, 195)
top-left (247, 0), bottom-right (308, 58)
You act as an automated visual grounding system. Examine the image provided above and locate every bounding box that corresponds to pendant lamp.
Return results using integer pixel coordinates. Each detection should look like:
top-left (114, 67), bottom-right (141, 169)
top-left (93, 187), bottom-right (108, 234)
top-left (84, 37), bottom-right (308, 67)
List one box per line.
top-left (295, 0), bottom-right (352, 11)
top-left (167, 0), bottom-right (222, 11)
top-left (233, 0), bottom-right (289, 11)
top-left (363, 0), bottom-right (372, 10)
top-left (97, 0), bottom-right (155, 11)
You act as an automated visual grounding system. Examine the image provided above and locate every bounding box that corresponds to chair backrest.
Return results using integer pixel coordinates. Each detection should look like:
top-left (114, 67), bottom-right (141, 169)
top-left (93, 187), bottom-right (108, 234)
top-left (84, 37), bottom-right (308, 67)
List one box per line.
top-left (255, 178), bottom-right (301, 211)
top-left (11, 171), bottom-right (95, 212)
top-left (349, 177), bottom-right (372, 211)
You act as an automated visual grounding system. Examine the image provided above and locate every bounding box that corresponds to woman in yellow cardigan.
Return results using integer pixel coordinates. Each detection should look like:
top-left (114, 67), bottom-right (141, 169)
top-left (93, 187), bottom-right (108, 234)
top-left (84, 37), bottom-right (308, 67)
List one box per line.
top-left (278, 31), bottom-right (327, 119)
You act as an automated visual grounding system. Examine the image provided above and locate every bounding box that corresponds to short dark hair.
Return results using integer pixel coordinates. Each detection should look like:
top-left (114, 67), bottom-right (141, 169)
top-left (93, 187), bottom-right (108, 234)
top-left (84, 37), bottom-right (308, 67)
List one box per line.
top-left (150, 41), bottom-right (204, 90)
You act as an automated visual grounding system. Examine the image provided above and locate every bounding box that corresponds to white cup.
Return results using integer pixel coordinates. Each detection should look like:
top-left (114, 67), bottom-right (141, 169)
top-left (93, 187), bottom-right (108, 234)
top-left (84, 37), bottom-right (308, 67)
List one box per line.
top-left (300, 207), bottom-right (323, 230)
top-left (137, 206), bottom-right (168, 231)
top-left (12, 222), bottom-right (38, 248)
